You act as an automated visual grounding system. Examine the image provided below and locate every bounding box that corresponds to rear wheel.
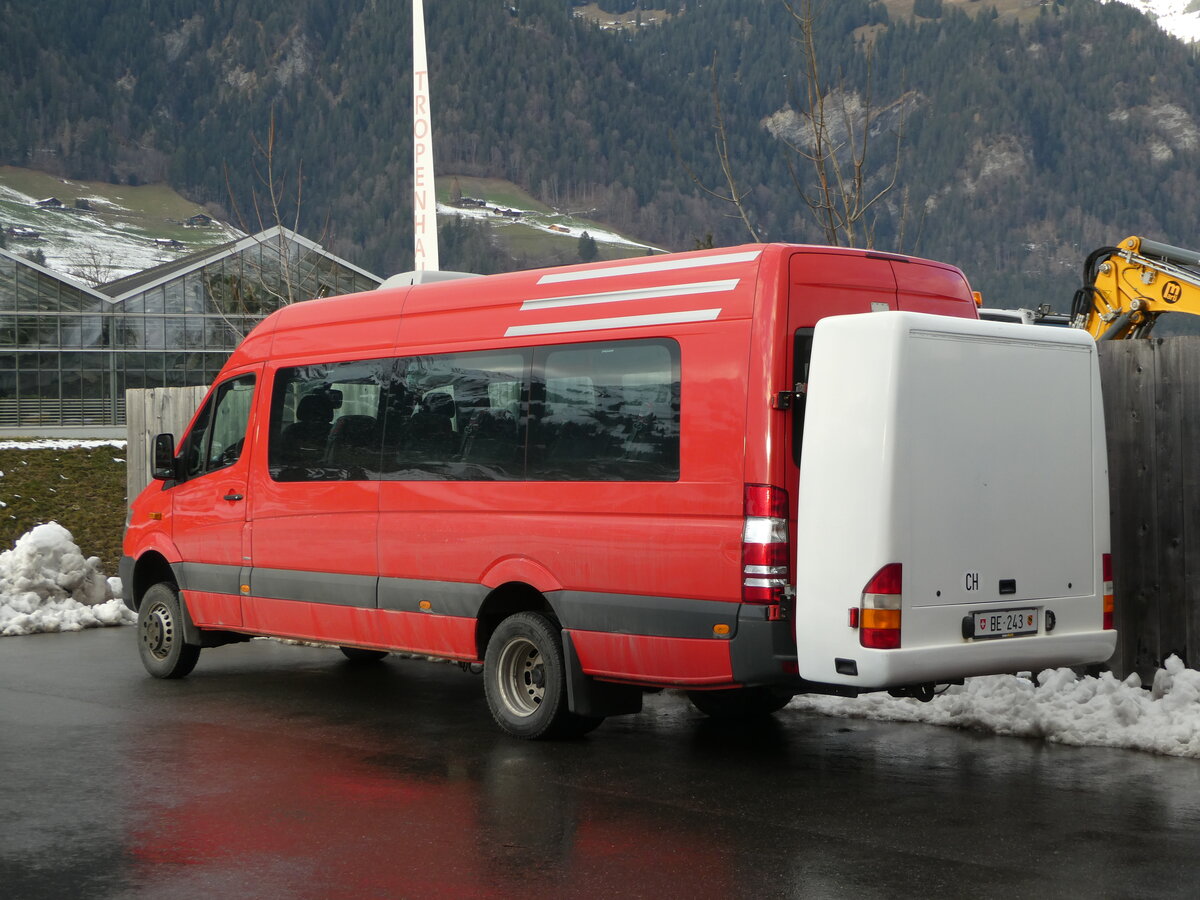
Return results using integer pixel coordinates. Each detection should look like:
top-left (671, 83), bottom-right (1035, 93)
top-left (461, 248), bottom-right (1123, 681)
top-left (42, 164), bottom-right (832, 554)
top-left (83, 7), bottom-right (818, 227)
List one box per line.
top-left (137, 582), bottom-right (200, 679)
top-left (484, 611), bottom-right (602, 740)
top-left (688, 686), bottom-right (793, 720)
top-left (340, 646), bottom-right (389, 663)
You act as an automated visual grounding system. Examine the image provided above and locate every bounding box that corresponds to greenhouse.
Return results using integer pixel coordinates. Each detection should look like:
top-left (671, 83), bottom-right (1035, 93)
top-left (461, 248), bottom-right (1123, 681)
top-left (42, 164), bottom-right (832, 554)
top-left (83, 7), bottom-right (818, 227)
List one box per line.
top-left (0, 228), bottom-right (380, 432)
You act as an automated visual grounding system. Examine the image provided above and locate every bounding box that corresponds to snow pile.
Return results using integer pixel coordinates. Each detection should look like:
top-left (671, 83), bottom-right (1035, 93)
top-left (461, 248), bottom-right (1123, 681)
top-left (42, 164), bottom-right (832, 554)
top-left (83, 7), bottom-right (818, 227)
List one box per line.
top-left (0, 439), bottom-right (125, 451)
top-left (0, 522), bottom-right (131, 636)
top-left (790, 657), bottom-right (1200, 758)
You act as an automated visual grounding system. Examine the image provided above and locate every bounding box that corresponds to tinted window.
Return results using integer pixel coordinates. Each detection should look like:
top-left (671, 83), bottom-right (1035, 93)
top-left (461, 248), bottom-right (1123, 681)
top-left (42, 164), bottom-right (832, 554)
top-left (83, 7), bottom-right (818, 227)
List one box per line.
top-left (265, 339), bottom-right (679, 484)
top-left (178, 373), bottom-right (256, 479)
top-left (529, 339), bottom-right (679, 481)
top-left (792, 329), bottom-right (813, 466)
top-left (268, 360), bottom-right (388, 481)
top-left (382, 350), bottom-right (528, 481)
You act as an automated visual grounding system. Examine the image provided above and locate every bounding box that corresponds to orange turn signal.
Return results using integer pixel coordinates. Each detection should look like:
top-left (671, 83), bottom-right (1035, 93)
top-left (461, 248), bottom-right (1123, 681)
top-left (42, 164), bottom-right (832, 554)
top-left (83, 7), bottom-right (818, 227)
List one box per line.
top-left (861, 608), bottom-right (901, 630)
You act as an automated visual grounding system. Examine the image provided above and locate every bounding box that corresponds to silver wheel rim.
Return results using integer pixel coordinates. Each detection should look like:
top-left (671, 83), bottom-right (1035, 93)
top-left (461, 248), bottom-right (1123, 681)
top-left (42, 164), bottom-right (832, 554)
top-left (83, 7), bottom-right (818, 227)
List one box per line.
top-left (140, 601), bottom-right (174, 661)
top-left (495, 636), bottom-right (545, 718)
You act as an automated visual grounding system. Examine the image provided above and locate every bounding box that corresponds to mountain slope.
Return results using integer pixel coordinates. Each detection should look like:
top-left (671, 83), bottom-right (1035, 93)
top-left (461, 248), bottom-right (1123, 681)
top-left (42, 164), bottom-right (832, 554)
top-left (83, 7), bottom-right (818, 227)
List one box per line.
top-left (1, 0), bottom-right (1198, 306)
top-left (1110, 0), bottom-right (1200, 42)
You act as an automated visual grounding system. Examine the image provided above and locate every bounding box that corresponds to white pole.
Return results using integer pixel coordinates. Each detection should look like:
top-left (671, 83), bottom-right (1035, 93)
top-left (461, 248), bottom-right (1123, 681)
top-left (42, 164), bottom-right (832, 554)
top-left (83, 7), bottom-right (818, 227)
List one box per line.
top-left (413, 0), bottom-right (439, 271)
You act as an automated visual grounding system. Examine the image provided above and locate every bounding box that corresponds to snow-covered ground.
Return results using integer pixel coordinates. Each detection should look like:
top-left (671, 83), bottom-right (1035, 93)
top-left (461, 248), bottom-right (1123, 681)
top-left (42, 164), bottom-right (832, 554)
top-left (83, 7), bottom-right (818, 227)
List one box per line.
top-left (791, 660), bottom-right (1200, 759)
top-left (1111, 0), bottom-right (1200, 43)
top-left (0, 439), bottom-right (126, 451)
top-left (3, 442), bottom-right (1200, 760)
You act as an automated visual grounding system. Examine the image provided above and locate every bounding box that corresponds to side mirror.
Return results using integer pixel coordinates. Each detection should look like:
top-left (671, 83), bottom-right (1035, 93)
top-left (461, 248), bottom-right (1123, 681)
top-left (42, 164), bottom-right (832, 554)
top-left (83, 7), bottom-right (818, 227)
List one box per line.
top-left (151, 433), bottom-right (178, 481)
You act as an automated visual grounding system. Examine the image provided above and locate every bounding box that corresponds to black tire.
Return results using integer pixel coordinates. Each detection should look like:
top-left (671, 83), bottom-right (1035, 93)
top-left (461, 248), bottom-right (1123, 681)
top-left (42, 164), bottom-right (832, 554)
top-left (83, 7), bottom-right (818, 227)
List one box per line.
top-left (137, 582), bottom-right (201, 679)
top-left (484, 611), bottom-right (602, 740)
top-left (340, 646), bottom-right (389, 663)
top-left (688, 686), bottom-right (793, 720)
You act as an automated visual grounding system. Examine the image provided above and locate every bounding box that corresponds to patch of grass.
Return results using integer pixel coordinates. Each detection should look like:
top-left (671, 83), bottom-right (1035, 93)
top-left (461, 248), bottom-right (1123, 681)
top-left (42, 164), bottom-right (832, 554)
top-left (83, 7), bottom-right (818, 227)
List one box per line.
top-left (0, 446), bottom-right (127, 577)
top-left (435, 175), bottom-right (553, 213)
top-left (435, 173), bottom-right (664, 262)
top-left (572, 3), bottom-right (674, 30)
top-left (495, 222), bottom-right (650, 263)
top-left (0, 166), bottom-right (212, 221)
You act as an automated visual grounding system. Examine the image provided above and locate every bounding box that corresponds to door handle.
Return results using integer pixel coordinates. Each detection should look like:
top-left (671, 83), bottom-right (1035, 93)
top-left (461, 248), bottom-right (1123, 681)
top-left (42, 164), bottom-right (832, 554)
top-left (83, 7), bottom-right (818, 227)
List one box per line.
top-left (223, 492), bottom-right (244, 502)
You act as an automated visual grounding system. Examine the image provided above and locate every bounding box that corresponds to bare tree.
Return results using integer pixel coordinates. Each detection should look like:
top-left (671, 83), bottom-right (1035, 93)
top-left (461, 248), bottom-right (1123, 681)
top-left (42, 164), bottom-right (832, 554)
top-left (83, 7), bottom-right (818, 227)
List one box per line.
top-left (781, 0), bottom-right (905, 248)
top-left (674, 53), bottom-right (762, 242)
top-left (67, 245), bottom-right (123, 286)
top-left (212, 107), bottom-right (339, 337)
top-left (685, 0), bottom-right (915, 250)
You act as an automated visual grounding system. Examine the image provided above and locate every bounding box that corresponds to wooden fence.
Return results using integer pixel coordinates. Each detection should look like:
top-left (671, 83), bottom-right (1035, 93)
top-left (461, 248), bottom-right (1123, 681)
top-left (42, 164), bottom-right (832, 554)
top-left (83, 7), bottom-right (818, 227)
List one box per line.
top-left (1099, 337), bottom-right (1200, 680)
top-left (125, 386), bottom-right (207, 503)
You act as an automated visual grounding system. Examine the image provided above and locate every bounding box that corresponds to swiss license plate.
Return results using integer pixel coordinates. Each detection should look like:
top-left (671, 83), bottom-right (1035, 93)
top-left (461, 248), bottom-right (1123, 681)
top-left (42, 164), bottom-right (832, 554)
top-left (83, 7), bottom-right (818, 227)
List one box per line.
top-left (973, 608), bottom-right (1038, 639)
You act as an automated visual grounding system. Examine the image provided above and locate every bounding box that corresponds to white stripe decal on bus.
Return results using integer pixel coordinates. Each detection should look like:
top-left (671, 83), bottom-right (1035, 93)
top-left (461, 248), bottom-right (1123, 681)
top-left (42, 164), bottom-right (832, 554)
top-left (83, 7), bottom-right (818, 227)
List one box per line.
top-left (536, 250), bottom-right (762, 285)
top-left (521, 279), bottom-right (739, 311)
top-left (505, 308), bottom-right (722, 337)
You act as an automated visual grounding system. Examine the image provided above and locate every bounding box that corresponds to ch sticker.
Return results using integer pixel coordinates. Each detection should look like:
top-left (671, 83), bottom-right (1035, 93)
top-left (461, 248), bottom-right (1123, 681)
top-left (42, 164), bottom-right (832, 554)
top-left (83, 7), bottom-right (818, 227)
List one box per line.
top-left (1164, 281), bottom-right (1183, 304)
top-left (964, 572), bottom-right (980, 592)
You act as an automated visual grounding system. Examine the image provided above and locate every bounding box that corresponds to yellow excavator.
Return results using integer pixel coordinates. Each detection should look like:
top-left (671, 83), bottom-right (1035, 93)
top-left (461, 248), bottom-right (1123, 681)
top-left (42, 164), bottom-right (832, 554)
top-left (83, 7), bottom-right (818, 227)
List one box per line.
top-left (1071, 236), bottom-right (1200, 340)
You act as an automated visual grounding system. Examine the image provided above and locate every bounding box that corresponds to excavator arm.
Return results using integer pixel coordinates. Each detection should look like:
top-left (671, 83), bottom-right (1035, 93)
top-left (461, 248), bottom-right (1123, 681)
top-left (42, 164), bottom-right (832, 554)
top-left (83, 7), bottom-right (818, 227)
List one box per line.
top-left (1070, 236), bottom-right (1200, 340)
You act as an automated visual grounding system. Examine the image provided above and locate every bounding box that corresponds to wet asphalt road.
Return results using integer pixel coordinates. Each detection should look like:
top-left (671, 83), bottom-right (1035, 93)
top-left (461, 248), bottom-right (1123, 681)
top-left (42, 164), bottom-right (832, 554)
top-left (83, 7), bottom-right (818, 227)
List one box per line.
top-left (2, 628), bottom-right (1199, 899)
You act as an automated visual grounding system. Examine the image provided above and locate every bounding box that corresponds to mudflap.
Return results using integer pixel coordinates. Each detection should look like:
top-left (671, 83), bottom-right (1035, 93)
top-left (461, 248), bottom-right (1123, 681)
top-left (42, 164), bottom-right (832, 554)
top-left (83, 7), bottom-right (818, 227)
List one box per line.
top-left (562, 630), bottom-right (644, 718)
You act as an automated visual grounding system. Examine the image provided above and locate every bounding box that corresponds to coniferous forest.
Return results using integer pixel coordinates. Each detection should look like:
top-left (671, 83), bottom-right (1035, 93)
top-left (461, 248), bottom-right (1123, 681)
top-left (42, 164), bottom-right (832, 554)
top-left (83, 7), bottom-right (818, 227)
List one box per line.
top-left (2, 0), bottom-right (1199, 303)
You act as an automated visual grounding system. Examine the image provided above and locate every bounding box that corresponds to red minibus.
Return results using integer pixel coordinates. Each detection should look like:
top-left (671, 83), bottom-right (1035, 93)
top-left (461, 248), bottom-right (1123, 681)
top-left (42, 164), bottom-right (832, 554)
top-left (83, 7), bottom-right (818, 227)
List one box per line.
top-left (122, 243), bottom-right (1115, 738)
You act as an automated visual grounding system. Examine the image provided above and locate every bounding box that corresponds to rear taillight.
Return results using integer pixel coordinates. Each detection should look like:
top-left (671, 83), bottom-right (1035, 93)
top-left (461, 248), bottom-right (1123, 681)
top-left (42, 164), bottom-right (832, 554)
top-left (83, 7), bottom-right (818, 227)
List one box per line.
top-left (860, 563), bottom-right (902, 649)
top-left (742, 484), bottom-right (790, 611)
top-left (1102, 553), bottom-right (1114, 630)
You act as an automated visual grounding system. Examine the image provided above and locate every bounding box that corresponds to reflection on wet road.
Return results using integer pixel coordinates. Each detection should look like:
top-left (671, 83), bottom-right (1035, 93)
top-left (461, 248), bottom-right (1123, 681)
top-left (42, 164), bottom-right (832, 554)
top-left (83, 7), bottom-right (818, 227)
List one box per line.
top-left (2, 628), bottom-right (1198, 898)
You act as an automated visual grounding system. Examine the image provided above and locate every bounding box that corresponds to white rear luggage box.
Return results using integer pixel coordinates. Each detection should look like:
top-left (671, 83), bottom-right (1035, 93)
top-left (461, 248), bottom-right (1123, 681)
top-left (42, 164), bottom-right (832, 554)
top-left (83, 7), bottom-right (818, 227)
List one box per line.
top-left (793, 312), bottom-right (1116, 688)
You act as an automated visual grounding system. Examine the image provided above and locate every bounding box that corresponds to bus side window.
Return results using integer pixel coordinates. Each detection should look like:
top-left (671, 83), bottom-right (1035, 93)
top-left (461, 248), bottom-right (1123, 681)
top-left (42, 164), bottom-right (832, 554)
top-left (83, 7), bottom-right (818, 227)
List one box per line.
top-left (268, 360), bottom-right (387, 481)
top-left (530, 339), bottom-right (679, 482)
top-left (381, 350), bottom-right (528, 482)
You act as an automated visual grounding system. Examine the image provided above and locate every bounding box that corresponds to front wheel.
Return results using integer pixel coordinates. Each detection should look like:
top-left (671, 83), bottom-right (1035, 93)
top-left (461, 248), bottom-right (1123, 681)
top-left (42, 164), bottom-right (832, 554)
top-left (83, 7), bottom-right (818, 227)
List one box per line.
top-left (688, 686), bottom-right (793, 720)
top-left (137, 582), bottom-right (200, 679)
top-left (484, 612), bottom-right (602, 740)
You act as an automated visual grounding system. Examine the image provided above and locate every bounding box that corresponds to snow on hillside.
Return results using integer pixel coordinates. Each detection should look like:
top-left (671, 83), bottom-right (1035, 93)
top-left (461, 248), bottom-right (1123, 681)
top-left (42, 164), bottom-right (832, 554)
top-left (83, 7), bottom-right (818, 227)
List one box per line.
top-left (1111, 0), bottom-right (1200, 43)
top-left (0, 179), bottom-right (240, 284)
top-left (438, 202), bottom-right (666, 253)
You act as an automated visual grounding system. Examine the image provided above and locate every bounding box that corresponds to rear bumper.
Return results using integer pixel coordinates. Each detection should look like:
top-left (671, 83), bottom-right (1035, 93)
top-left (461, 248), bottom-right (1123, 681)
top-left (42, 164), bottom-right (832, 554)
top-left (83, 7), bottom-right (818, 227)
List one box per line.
top-left (829, 630), bottom-right (1117, 690)
top-left (729, 605), bottom-right (799, 687)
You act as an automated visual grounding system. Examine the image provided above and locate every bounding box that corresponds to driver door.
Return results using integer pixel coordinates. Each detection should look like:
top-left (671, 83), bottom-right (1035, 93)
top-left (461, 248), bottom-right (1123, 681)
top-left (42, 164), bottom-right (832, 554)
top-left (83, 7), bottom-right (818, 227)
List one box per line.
top-left (169, 368), bottom-right (260, 621)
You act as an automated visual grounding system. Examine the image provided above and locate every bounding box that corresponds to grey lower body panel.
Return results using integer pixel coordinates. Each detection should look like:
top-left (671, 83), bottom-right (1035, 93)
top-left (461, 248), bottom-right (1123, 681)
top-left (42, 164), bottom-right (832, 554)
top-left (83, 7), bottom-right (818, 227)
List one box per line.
top-left (378, 577), bottom-right (490, 617)
top-left (249, 567), bottom-right (376, 608)
top-left (141, 560), bottom-right (799, 684)
top-left (549, 590), bottom-right (742, 640)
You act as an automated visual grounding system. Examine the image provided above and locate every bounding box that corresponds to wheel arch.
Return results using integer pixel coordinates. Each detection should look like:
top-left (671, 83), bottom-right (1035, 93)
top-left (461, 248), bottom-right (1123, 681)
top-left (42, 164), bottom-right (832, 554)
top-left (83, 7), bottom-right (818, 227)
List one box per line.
top-left (474, 581), bottom-right (558, 660)
top-left (129, 551), bottom-right (179, 612)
